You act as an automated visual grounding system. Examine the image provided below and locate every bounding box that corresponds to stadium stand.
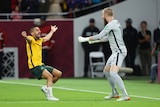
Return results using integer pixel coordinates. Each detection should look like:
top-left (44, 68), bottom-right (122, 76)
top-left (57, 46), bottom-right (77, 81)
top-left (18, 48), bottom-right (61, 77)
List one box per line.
top-left (0, 0), bottom-right (125, 19)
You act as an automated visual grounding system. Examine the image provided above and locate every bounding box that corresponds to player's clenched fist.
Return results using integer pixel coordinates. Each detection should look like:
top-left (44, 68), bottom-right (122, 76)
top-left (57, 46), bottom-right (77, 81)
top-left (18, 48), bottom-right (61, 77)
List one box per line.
top-left (21, 31), bottom-right (27, 38)
top-left (51, 25), bottom-right (58, 32)
top-left (78, 36), bottom-right (89, 42)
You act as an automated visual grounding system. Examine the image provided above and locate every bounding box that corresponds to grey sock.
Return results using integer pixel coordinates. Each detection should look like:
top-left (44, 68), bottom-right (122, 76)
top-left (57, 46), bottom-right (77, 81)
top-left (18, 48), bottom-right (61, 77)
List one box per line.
top-left (110, 71), bottom-right (128, 97)
top-left (104, 72), bottom-right (118, 95)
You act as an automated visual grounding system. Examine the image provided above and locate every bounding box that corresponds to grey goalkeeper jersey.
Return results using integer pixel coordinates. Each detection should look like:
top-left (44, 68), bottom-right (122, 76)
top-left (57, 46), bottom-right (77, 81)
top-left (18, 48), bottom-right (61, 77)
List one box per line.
top-left (93, 19), bottom-right (127, 53)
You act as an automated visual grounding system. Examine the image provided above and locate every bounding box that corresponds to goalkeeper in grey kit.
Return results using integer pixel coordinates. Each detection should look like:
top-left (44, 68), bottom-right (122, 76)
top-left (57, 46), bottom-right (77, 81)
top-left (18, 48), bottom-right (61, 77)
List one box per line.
top-left (78, 8), bottom-right (130, 101)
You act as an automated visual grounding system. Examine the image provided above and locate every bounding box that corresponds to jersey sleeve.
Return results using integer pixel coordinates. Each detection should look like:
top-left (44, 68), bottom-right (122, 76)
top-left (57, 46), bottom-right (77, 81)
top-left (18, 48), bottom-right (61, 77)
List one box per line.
top-left (103, 23), bottom-right (114, 33)
top-left (92, 24), bottom-right (111, 40)
top-left (92, 21), bottom-right (116, 40)
top-left (40, 38), bottom-right (44, 43)
top-left (26, 36), bottom-right (33, 43)
top-left (92, 29), bottom-right (107, 40)
top-left (101, 36), bottom-right (109, 42)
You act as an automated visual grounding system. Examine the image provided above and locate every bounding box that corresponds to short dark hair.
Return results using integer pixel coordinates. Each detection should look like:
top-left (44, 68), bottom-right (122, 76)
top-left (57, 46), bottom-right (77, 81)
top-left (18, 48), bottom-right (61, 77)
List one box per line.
top-left (125, 18), bottom-right (132, 23)
top-left (141, 21), bottom-right (147, 25)
top-left (29, 26), bottom-right (36, 34)
top-left (40, 16), bottom-right (46, 21)
top-left (89, 18), bottom-right (95, 23)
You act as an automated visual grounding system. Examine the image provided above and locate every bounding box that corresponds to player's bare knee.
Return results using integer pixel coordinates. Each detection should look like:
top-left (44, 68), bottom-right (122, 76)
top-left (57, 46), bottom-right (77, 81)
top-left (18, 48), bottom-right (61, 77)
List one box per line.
top-left (53, 69), bottom-right (62, 78)
top-left (110, 65), bottom-right (119, 72)
top-left (49, 74), bottom-right (54, 78)
top-left (47, 74), bottom-right (53, 81)
top-left (57, 70), bottom-right (62, 78)
top-left (56, 70), bottom-right (62, 78)
top-left (104, 66), bottom-right (110, 72)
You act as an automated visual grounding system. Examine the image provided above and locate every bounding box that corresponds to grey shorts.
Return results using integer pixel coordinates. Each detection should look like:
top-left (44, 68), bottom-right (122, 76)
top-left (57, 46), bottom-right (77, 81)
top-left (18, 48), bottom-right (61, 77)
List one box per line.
top-left (106, 52), bottom-right (127, 67)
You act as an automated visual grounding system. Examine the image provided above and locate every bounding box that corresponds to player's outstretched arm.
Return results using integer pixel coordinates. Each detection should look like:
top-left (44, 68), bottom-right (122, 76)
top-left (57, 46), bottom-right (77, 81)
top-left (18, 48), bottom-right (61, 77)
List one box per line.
top-left (78, 36), bottom-right (95, 43)
top-left (88, 36), bottom-right (108, 44)
top-left (43, 25), bottom-right (58, 42)
top-left (78, 36), bottom-right (89, 42)
top-left (78, 29), bottom-right (107, 43)
top-left (21, 31), bottom-right (32, 43)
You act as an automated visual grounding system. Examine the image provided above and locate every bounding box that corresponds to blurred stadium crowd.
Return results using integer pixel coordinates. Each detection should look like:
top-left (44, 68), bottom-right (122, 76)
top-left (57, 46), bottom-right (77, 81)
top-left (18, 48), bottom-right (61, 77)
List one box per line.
top-left (0, 0), bottom-right (124, 19)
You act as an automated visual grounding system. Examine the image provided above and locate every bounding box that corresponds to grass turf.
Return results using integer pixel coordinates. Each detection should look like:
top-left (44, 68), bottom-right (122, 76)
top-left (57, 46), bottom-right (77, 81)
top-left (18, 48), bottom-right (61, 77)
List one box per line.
top-left (0, 77), bottom-right (160, 107)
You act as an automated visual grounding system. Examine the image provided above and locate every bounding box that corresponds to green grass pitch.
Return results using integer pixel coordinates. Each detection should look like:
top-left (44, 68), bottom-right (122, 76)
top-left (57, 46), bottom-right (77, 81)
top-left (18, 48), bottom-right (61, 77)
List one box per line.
top-left (0, 77), bottom-right (160, 107)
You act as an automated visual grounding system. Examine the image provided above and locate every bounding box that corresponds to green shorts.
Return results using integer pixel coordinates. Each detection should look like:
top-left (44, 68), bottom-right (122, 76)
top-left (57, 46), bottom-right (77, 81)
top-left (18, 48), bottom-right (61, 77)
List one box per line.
top-left (30, 65), bottom-right (54, 80)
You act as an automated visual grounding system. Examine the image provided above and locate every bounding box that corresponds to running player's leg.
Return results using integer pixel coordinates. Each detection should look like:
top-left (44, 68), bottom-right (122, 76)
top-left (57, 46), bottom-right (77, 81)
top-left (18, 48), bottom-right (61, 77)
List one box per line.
top-left (44, 65), bottom-right (62, 83)
top-left (110, 65), bottom-right (129, 100)
top-left (41, 69), bottom-right (59, 101)
top-left (41, 66), bottom-right (62, 101)
top-left (104, 55), bottom-right (119, 99)
top-left (41, 69), bottom-right (53, 87)
top-left (104, 65), bottom-right (119, 99)
top-left (30, 66), bottom-right (55, 100)
top-left (109, 53), bottom-right (130, 101)
top-left (51, 68), bottom-right (62, 83)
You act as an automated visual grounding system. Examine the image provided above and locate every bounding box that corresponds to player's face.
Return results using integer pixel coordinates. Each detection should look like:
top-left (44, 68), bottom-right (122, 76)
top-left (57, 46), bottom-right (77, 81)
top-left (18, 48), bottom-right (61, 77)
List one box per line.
top-left (33, 27), bottom-right (41, 38)
top-left (102, 11), bottom-right (109, 23)
top-left (102, 10), bottom-right (105, 19)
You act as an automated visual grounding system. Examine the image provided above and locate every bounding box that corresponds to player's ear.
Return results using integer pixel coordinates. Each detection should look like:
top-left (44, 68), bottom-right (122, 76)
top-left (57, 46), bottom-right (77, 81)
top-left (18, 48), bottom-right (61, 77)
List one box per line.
top-left (31, 32), bottom-right (34, 36)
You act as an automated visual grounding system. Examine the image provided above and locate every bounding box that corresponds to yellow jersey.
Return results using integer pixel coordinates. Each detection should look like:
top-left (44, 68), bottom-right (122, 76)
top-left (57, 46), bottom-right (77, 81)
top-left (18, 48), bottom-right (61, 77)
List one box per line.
top-left (26, 36), bottom-right (44, 69)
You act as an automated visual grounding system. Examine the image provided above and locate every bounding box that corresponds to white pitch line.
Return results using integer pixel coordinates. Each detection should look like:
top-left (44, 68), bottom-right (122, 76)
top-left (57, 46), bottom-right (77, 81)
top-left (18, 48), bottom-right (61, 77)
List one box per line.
top-left (0, 80), bottom-right (160, 101)
top-left (54, 87), bottom-right (160, 101)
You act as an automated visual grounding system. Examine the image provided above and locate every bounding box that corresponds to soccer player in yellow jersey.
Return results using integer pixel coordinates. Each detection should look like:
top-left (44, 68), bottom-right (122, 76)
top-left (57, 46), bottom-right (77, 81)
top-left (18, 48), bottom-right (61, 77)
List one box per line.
top-left (21, 25), bottom-right (62, 101)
